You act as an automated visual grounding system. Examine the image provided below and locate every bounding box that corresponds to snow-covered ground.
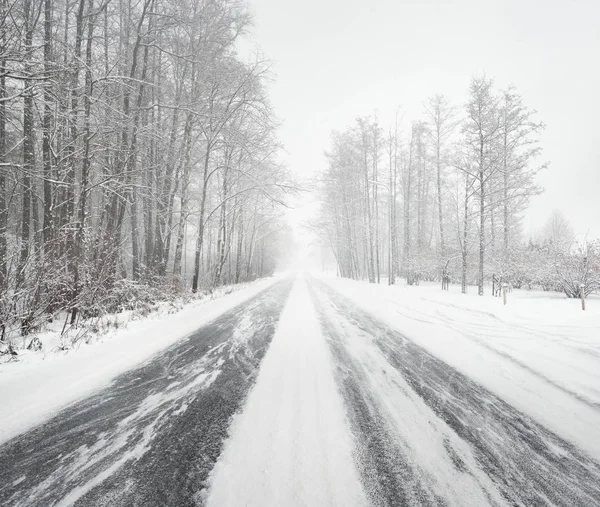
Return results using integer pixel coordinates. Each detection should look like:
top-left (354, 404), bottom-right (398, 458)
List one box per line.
top-left (0, 277), bottom-right (279, 446)
top-left (2, 273), bottom-right (599, 506)
top-left (319, 275), bottom-right (600, 461)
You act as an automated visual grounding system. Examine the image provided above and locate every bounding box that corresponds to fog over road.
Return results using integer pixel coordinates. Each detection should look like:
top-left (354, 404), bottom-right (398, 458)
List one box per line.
top-left (1, 275), bottom-right (599, 507)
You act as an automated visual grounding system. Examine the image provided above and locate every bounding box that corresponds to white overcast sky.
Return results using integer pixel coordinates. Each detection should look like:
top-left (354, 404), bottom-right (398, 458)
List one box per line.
top-left (240, 0), bottom-right (600, 241)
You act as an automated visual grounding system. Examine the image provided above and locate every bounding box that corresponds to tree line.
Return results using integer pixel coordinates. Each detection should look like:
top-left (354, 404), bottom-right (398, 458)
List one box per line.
top-left (316, 76), bottom-right (554, 295)
top-left (0, 0), bottom-right (293, 341)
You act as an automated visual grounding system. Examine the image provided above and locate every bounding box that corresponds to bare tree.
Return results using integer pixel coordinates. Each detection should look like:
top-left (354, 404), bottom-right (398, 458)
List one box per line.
top-left (425, 94), bottom-right (457, 264)
top-left (462, 76), bottom-right (501, 296)
top-left (498, 86), bottom-right (545, 262)
top-left (540, 210), bottom-right (575, 250)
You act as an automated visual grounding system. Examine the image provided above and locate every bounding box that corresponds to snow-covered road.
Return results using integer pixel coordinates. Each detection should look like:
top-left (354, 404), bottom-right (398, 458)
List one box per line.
top-left (310, 279), bottom-right (600, 506)
top-left (205, 278), bottom-right (369, 507)
top-left (0, 279), bottom-right (294, 507)
top-left (1, 274), bottom-right (599, 506)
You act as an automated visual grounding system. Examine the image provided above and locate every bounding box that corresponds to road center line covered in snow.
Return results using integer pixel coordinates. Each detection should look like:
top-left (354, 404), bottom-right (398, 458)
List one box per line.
top-left (204, 277), bottom-right (369, 507)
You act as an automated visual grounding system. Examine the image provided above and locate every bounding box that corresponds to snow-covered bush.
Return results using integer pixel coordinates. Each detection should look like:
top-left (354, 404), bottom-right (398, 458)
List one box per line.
top-left (0, 255), bottom-right (71, 341)
top-left (92, 279), bottom-right (166, 315)
top-left (554, 241), bottom-right (600, 297)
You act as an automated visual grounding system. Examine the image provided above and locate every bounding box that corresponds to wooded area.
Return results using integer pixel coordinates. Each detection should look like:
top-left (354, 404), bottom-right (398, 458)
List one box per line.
top-left (315, 77), bottom-right (600, 297)
top-left (0, 0), bottom-right (293, 341)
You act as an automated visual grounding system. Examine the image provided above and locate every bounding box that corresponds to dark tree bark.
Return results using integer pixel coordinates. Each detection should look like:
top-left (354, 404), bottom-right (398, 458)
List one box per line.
top-left (42, 0), bottom-right (53, 249)
top-left (70, 0), bottom-right (96, 325)
top-left (0, 0), bottom-right (8, 297)
top-left (18, 0), bottom-right (36, 293)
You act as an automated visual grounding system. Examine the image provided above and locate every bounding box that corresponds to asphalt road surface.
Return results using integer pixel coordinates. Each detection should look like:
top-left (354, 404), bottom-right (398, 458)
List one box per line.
top-left (0, 279), bottom-right (294, 507)
top-left (309, 279), bottom-right (600, 507)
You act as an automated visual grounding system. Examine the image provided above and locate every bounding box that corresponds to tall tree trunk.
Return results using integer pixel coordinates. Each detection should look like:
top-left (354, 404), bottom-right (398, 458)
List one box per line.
top-left (0, 0), bottom-right (8, 299)
top-left (416, 146), bottom-right (423, 254)
top-left (490, 192), bottom-right (496, 254)
top-left (235, 214), bottom-right (244, 284)
top-left (245, 203), bottom-right (258, 279)
top-left (462, 174), bottom-right (470, 294)
top-left (213, 167), bottom-right (228, 286)
top-left (156, 100), bottom-right (184, 275)
top-left (363, 138), bottom-right (374, 283)
top-left (70, 0), bottom-right (95, 324)
top-left (191, 141), bottom-right (213, 292)
top-left (144, 44), bottom-right (158, 271)
top-left (436, 124), bottom-right (445, 260)
top-left (55, 0), bottom-right (70, 241)
top-left (66, 0), bottom-right (87, 247)
top-left (18, 0), bottom-right (35, 294)
top-left (373, 135), bottom-right (380, 284)
top-left (478, 139), bottom-right (485, 296)
top-left (42, 0), bottom-right (53, 249)
top-left (128, 3), bottom-right (153, 280)
top-left (388, 144), bottom-right (394, 285)
top-left (172, 114), bottom-right (193, 280)
top-left (503, 126), bottom-right (509, 263)
top-left (403, 145), bottom-right (413, 281)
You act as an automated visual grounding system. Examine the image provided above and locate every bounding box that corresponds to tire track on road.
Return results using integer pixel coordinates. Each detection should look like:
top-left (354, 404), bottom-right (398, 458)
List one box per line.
top-left (311, 279), bottom-right (600, 507)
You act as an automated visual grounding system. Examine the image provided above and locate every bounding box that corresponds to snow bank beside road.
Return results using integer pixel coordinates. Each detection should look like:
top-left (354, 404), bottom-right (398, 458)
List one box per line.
top-left (0, 277), bottom-right (280, 446)
top-left (320, 275), bottom-right (600, 461)
top-left (205, 277), bottom-right (369, 507)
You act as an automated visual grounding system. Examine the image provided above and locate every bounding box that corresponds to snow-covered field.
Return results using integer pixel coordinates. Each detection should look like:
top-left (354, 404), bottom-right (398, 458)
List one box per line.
top-left (0, 277), bottom-right (279, 446)
top-left (320, 275), bottom-right (600, 461)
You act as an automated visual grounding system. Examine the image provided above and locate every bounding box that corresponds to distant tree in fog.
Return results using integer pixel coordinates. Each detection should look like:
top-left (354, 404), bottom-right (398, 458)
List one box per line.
top-left (425, 94), bottom-right (458, 265)
top-left (540, 210), bottom-right (575, 250)
top-left (497, 86), bottom-right (545, 262)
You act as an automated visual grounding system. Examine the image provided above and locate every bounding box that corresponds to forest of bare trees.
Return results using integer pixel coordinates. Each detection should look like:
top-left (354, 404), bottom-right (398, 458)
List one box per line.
top-left (0, 0), bottom-right (294, 342)
top-left (315, 76), bottom-right (599, 297)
